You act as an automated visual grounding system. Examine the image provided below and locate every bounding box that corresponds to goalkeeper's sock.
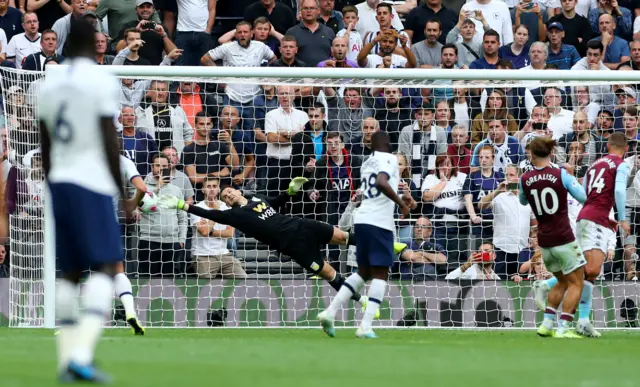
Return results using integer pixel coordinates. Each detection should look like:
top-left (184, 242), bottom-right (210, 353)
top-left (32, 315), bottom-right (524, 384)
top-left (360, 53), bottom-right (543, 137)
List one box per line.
top-left (360, 279), bottom-right (385, 332)
top-left (328, 273), bottom-right (363, 303)
top-left (326, 273), bottom-right (365, 319)
top-left (69, 273), bottom-right (113, 366)
top-left (56, 279), bottom-right (79, 372)
top-left (114, 273), bottom-right (136, 319)
top-left (578, 280), bottom-right (594, 323)
top-left (543, 277), bottom-right (558, 290)
top-left (346, 231), bottom-right (356, 246)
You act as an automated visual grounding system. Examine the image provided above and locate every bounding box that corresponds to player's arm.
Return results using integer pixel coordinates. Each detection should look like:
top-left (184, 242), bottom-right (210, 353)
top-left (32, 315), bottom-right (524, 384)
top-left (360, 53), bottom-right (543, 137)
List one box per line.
top-left (160, 195), bottom-right (232, 224)
top-left (376, 172), bottom-right (409, 214)
top-left (39, 121), bottom-right (51, 179)
top-left (518, 179), bottom-right (528, 206)
top-left (615, 162), bottom-right (631, 223)
top-left (100, 117), bottom-right (126, 204)
top-left (123, 176), bottom-right (148, 214)
top-left (561, 168), bottom-right (587, 204)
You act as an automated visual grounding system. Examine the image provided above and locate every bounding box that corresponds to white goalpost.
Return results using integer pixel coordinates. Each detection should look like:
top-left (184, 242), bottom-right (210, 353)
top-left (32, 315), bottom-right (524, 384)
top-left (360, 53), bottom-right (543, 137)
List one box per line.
top-left (5, 65), bottom-right (640, 329)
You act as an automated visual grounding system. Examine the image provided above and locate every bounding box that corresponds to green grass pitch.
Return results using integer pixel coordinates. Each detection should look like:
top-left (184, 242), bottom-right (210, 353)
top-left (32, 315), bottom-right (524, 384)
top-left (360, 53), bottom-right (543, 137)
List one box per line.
top-left (1, 328), bottom-right (638, 387)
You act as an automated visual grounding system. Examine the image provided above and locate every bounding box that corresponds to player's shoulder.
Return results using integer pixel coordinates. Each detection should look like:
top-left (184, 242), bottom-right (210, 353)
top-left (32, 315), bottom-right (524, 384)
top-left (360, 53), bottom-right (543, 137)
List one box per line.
top-left (119, 154), bottom-right (136, 169)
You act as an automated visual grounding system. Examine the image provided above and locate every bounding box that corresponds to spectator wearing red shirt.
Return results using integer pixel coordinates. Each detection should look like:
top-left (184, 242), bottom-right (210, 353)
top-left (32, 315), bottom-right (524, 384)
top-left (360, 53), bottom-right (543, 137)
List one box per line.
top-left (447, 124), bottom-right (472, 175)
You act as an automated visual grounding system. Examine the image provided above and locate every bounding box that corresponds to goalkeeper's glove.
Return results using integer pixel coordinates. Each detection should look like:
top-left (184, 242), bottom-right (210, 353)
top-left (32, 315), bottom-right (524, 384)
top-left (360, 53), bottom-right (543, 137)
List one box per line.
top-left (287, 176), bottom-right (308, 196)
top-left (158, 194), bottom-right (185, 210)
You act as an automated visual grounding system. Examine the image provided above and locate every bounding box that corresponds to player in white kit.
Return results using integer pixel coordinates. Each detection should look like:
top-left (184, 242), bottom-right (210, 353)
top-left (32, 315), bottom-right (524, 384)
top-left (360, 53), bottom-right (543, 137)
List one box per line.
top-left (38, 20), bottom-right (129, 383)
top-left (318, 131), bottom-right (411, 339)
top-left (116, 154), bottom-right (147, 335)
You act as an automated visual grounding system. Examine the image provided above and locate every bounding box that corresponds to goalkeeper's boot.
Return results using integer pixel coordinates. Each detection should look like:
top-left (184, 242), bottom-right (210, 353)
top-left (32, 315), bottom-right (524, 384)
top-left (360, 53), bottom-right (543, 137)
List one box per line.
top-left (359, 296), bottom-right (380, 319)
top-left (393, 242), bottom-right (408, 255)
top-left (126, 316), bottom-right (145, 336)
top-left (317, 310), bottom-right (336, 338)
top-left (532, 280), bottom-right (550, 311)
top-left (59, 361), bottom-right (112, 384)
top-left (576, 320), bottom-right (601, 338)
top-left (355, 328), bottom-right (378, 339)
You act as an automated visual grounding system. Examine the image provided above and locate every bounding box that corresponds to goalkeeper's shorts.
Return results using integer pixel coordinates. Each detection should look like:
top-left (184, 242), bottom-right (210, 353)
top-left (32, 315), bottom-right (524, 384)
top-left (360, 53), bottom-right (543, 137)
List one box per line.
top-left (49, 182), bottom-right (123, 273)
top-left (282, 219), bottom-right (335, 274)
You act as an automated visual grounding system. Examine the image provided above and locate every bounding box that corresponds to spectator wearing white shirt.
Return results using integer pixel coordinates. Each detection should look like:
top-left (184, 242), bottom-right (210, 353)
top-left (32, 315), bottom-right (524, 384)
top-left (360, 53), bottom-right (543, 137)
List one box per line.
top-left (357, 28), bottom-right (416, 68)
top-left (191, 177), bottom-right (247, 279)
top-left (445, 242), bottom-right (501, 280)
top-left (264, 85), bottom-right (309, 196)
top-left (202, 21), bottom-right (276, 132)
top-left (355, 0), bottom-right (404, 38)
top-left (6, 12), bottom-right (41, 69)
top-left (336, 6), bottom-right (363, 63)
top-left (544, 87), bottom-right (575, 139)
top-left (174, 0), bottom-right (216, 66)
top-left (0, 27), bottom-right (7, 60)
top-left (461, 0), bottom-right (513, 46)
top-left (478, 164), bottom-right (534, 278)
top-left (421, 153), bottom-right (469, 265)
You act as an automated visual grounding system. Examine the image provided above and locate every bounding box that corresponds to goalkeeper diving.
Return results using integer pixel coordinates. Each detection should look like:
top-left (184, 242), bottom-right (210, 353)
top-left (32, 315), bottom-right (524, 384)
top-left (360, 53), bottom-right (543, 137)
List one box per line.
top-left (159, 177), bottom-right (384, 311)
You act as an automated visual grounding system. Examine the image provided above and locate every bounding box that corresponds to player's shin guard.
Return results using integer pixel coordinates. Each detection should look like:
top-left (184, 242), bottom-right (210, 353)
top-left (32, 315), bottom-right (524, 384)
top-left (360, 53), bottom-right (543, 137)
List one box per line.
top-left (69, 273), bottom-right (114, 366)
top-left (328, 272), bottom-right (363, 303)
top-left (326, 273), bottom-right (365, 318)
top-left (56, 279), bottom-right (79, 372)
top-left (360, 279), bottom-right (386, 332)
top-left (578, 280), bottom-right (594, 323)
top-left (114, 273), bottom-right (136, 319)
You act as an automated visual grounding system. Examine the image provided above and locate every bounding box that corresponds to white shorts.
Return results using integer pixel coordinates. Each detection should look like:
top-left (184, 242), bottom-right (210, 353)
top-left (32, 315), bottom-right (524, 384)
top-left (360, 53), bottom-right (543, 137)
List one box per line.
top-left (577, 219), bottom-right (615, 255)
top-left (541, 240), bottom-right (586, 275)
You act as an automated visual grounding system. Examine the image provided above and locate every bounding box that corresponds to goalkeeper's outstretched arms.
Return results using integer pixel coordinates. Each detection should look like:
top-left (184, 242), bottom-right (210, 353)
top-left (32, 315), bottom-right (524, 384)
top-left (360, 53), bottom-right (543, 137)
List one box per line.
top-left (159, 194), bottom-right (230, 223)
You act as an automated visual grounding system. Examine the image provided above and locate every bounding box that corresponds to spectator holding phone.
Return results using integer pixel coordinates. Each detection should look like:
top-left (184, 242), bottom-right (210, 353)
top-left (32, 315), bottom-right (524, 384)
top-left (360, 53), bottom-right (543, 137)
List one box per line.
top-left (115, 0), bottom-right (177, 65)
top-left (445, 241), bottom-right (500, 280)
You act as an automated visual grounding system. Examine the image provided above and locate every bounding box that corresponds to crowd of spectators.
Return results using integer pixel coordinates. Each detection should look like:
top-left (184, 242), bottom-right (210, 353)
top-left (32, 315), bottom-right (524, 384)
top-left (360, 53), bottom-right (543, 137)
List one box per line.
top-left (1, 0), bottom-right (640, 282)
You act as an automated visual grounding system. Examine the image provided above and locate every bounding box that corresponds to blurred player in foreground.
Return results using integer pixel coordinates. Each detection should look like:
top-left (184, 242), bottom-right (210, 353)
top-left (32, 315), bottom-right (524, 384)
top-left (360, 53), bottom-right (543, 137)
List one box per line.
top-left (158, 177), bottom-right (387, 314)
top-left (533, 133), bottom-right (631, 338)
top-left (318, 131), bottom-right (413, 339)
top-left (116, 154), bottom-right (148, 335)
top-left (519, 138), bottom-right (587, 338)
top-left (38, 19), bottom-right (128, 382)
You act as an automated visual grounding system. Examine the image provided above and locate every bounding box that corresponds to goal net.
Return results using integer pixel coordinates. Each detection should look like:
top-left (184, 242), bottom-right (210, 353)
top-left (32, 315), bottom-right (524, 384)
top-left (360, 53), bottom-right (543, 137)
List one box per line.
top-left (4, 65), bottom-right (640, 329)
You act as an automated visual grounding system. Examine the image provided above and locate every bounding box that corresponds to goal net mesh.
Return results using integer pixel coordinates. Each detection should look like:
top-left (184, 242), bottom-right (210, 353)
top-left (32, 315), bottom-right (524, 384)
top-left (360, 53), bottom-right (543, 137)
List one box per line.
top-left (4, 66), bottom-right (640, 328)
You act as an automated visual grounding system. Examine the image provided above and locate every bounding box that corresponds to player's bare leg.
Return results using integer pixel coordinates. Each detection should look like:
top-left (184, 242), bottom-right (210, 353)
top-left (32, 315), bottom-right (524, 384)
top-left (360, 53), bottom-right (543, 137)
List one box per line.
top-left (356, 266), bottom-right (388, 339)
top-left (114, 261), bottom-right (145, 335)
top-left (576, 249), bottom-right (604, 338)
top-left (538, 272), bottom-right (566, 337)
top-left (555, 269), bottom-right (584, 339)
top-left (59, 264), bottom-right (118, 384)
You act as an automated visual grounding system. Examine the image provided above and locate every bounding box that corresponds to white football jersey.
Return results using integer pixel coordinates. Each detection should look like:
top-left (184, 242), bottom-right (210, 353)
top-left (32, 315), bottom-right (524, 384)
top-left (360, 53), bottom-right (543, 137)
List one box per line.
top-left (37, 58), bottom-right (121, 196)
top-left (113, 155), bottom-right (141, 214)
top-left (354, 151), bottom-right (399, 232)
